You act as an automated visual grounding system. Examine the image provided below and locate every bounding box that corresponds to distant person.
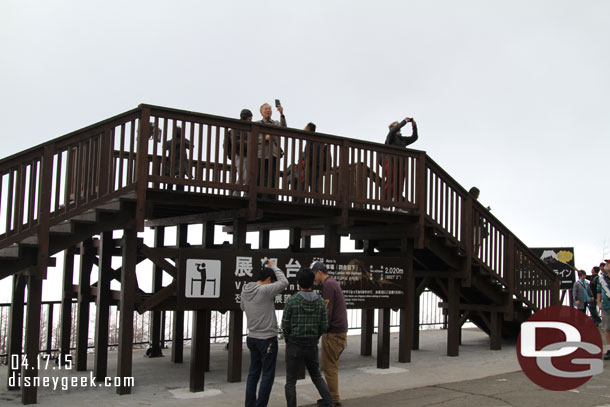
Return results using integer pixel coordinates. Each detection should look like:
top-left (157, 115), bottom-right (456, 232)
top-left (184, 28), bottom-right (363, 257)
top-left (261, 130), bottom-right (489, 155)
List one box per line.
top-left (573, 269), bottom-right (593, 314)
top-left (294, 122), bottom-right (327, 204)
top-left (240, 259), bottom-right (289, 407)
top-left (588, 266), bottom-right (602, 325)
top-left (257, 102), bottom-right (286, 199)
top-left (164, 125), bottom-right (191, 190)
top-left (227, 109), bottom-right (253, 196)
top-left (469, 187), bottom-right (488, 255)
top-left (282, 268), bottom-right (333, 407)
top-left (382, 116), bottom-right (418, 210)
top-left (312, 262), bottom-right (347, 407)
top-left (597, 260), bottom-right (610, 360)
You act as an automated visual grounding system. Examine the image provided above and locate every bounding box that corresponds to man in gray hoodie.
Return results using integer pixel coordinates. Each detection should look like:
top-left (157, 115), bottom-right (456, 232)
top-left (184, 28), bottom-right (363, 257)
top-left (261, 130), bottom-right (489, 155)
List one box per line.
top-left (241, 259), bottom-right (288, 407)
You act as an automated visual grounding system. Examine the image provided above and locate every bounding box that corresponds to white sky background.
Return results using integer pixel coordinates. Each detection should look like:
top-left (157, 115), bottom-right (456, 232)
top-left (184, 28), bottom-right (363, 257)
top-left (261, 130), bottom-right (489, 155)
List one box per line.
top-left (1, 1), bottom-right (609, 300)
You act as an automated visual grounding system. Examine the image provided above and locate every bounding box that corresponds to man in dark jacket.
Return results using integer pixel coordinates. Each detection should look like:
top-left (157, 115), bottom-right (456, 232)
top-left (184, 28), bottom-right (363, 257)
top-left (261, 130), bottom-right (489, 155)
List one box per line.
top-left (282, 268), bottom-right (333, 407)
top-left (227, 109), bottom-right (252, 196)
top-left (588, 266), bottom-right (602, 325)
top-left (382, 117), bottom-right (418, 209)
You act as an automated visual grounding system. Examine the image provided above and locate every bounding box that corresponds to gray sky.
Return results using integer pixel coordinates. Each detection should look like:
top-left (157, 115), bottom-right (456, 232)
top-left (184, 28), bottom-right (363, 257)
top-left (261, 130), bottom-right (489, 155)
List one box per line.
top-left (1, 1), bottom-right (609, 299)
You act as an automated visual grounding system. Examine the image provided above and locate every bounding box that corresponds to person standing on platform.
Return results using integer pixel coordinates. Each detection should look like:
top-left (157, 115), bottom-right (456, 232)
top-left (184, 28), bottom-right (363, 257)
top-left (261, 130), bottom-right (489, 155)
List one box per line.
top-left (312, 261), bottom-right (347, 407)
top-left (573, 269), bottom-right (592, 314)
top-left (240, 259), bottom-right (288, 407)
top-left (227, 108), bottom-right (253, 196)
top-left (597, 260), bottom-right (610, 360)
top-left (282, 268), bottom-right (333, 407)
top-left (257, 102), bottom-right (286, 199)
top-left (382, 116), bottom-right (418, 210)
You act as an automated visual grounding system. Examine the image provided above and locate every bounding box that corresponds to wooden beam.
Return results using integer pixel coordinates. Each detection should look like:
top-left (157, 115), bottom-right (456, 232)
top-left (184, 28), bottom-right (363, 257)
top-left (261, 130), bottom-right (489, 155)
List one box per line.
top-left (360, 309), bottom-right (374, 356)
top-left (399, 239), bottom-right (414, 363)
top-left (146, 209), bottom-right (249, 227)
top-left (94, 232), bottom-right (113, 381)
top-left (377, 308), bottom-right (391, 369)
top-left (59, 248), bottom-right (75, 367)
top-left (148, 226), bottom-right (165, 358)
top-left (137, 282), bottom-right (177, 314)
top-left (189, 310), bottom-right (211, 392)
top-left (171, 224), bottom-right (187, 364)
top-left (227, 310), bottom-right (243, 382)
top-left (140, 244), bottom-right (177, 278)
top-left (21, 275), bottom-right (43, 405)
top-left (447, 278), bottom-right (460, 357)
top-left (7, 273), bottom-right (26, 390)
top-left (117, 228), bottom-right (137, 395)
top-left (76, 239), bottom-right (94, 372)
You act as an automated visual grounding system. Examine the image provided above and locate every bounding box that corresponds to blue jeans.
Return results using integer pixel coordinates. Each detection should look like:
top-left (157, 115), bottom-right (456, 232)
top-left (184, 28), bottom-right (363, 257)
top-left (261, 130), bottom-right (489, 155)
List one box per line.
top-left (245, 336), bottom-right (278, 407)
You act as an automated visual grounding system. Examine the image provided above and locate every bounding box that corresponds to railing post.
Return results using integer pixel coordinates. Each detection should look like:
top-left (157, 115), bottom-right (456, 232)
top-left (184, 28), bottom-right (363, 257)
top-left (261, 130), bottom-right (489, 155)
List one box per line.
top-left (461, 195), bottom-right (473, 286)
top-left (31, 145), bottom-right (53, 279)
top-left (247, 124), bottom-right (260, 220)
top-left (338, 140), bottom-right (350, 227)
top-left (504, 235), bottom-right (515, 320)
top-left (415, 152), bottom-right (427, 248)
top-left (135, 106), bottom-right (151, 232)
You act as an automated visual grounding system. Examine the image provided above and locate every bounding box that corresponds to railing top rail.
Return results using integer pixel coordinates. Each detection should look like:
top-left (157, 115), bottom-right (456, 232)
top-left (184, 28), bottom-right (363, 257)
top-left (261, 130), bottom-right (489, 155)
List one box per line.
top-left (145, 103), bottom-right (425, 156)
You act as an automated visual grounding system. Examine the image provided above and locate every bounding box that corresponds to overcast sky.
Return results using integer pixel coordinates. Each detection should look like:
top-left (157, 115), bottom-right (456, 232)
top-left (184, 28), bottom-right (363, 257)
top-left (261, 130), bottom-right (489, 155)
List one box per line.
top-left (1, 1), bottom-right (609, 300)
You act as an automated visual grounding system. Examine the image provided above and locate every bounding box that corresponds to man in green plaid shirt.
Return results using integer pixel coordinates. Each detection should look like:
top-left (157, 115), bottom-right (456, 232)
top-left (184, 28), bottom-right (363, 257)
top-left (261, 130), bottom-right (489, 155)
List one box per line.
top-left (282, 268), bottom-right (333, 407)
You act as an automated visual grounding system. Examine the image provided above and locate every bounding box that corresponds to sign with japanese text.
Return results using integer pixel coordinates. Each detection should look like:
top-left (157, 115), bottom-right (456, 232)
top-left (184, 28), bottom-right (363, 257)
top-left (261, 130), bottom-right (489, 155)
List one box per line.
top-left (177, 249), bottom-right (408, 310)
top-left (529, 247), bottom-right (575, 290)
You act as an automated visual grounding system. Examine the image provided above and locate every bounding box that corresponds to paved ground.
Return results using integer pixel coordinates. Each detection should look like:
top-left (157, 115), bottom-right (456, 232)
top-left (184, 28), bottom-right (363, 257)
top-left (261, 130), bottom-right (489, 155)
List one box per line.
top-left (1, 328), bottom-right (610, 406)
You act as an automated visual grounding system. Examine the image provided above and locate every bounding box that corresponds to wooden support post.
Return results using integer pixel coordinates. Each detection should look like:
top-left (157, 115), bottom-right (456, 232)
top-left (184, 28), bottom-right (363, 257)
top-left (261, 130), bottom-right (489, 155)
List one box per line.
top-left (45, 303), bottom-right (54, 356)
top-left (172, 224), bottom-right (188, 364)
top-left (289, 227), bottom-right (302, 251)
top-left (117, 228), bottom-right (137, 395)
top-left (7, 273), bottom-right (26, 390)
top-left (59, 248), bottom-right (75, 366)
top-left (189, 310), bottom-right (211, 392)
top-left (259, 229), bottom-right (270, 250)
top-left (201, 222), bottom-right (214, 370)
top-left (148, 226), bottom-right (165, 358)
top-left (447, 278), bottom-right (460, 357)
top-left (21, 275), bottom-right (43, 405)
top-left (233, 218), bottom-right (248, 250)
top-left (76, 239), bottom-right (94, 371)
top-left (94, 232), bottom-right (113, 380)
top-left (376, 308), bottom-right (391, 369)
top-left (324, 225), bottom-right (340, 254)
top-left (415, 152), bottom-right (427, 249)
top-left (490, 312), bottom-right (502, 351)
top-left (412, 293), bottom-right (420, 350)
top-left (398, 239), bottom-right (414, 363)
top-left (227, 310), bottom-right (243, 383)
top-left (360, 309), bottom-right (374, 356)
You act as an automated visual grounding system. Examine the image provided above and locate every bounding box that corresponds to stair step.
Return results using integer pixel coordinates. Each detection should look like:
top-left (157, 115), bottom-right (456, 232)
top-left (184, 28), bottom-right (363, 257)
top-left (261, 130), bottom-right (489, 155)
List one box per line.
top-left (96, 201), bottom-right (122, 212)
top-left (50, 222), bottom-right (74, 234)
top-left (21, 236), bottom-right (39, 246)
top-left (0, 245), bottom-right (20, 259)
top-left (71, 211), bottom-right (98, 224)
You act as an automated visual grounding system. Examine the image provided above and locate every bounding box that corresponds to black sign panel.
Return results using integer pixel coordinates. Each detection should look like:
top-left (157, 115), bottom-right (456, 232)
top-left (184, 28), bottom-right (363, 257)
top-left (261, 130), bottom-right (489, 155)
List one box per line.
top-left (529, 247), bottom-right (575, 290)
top-left (177, 249), bottom-right (408, 310)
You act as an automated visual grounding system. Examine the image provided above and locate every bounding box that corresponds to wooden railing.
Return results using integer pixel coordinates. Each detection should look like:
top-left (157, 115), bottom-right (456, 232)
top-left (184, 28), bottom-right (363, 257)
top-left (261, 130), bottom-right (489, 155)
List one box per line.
top-left (0, 104), bottom-right (559, 310)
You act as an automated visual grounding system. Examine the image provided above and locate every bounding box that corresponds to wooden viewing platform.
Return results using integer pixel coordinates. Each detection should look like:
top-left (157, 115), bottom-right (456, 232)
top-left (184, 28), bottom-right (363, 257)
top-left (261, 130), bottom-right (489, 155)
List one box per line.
top-left (0, 104), bottom-right (559, 404)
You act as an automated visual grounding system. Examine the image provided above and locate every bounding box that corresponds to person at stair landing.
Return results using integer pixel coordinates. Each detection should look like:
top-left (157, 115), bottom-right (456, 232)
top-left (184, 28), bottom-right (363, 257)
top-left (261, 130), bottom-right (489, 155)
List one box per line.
top-left (382, 116), bottom-right (418, 212)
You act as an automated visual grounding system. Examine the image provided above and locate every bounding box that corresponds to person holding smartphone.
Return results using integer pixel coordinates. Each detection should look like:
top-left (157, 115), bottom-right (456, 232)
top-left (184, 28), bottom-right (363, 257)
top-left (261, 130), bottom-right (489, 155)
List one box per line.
top-left (241, 259), bottom-right (289, 407)
top-left (257, 101), bottom-right (287, 199)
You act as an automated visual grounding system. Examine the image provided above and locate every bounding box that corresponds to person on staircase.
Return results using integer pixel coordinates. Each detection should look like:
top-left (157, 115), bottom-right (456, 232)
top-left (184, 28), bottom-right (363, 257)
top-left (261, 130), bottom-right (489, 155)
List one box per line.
top-left (382, 116), bottom-right (418, 212)
top-left (597, 260), bottom-right (610, 360)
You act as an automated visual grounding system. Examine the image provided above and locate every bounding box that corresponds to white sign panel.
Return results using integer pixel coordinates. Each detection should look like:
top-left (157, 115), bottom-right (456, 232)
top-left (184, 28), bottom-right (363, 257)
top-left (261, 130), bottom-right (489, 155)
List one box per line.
top-left (185, 259), bottom-right (221, 298)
